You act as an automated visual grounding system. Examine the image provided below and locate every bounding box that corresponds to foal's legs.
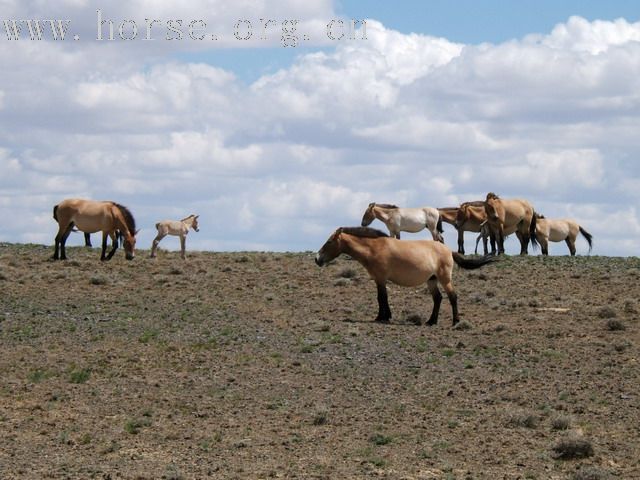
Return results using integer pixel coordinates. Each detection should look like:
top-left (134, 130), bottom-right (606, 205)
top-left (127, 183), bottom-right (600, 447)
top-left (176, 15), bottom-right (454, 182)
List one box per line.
top-left (150, 232), bottom-right (167, 258)
top-left (426, 277), bottom-right (443, 326)
top-left (375, 283), bottom-right (392, 323)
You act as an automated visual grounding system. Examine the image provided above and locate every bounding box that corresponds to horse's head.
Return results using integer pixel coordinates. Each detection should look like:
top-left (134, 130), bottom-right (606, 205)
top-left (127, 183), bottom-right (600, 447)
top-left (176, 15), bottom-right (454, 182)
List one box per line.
top-left (361, 203), bottom-right (376, 227)
top-left (485, 194), bottom-right (501, 221)
top-left (123, 229), bottom-right (139, 260)
top-left (315, 228), bottom-right (344, 267)
top-left (191, 215), bottom-right (200, 232)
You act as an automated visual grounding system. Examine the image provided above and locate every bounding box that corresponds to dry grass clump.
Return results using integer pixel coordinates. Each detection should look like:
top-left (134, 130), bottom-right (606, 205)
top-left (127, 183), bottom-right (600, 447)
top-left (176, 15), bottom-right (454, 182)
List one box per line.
top-left (552, 436), bottom-right (594, 459)
top-left (505, 411), bottom-right (539, 429)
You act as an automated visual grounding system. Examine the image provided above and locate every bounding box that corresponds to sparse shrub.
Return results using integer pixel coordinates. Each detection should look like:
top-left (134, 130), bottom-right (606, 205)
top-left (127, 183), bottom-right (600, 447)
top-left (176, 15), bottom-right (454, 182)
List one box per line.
top-left (606, 319), bottom-right (625, 331)
top-left (505, 411), bottom-right (539, 429)
top-left (333, 278), bottom-right (350, 287)
top-left (0, 271), bottom-right (7, 281)
top-left (552, 436), bottom-right (594, 459)
top-left (597, 306), bottom-right (616, 319)
top-left (572, 467), bottom-right (611, 480)
top-left (369, 433), bottom-right (392, 446)
top-left (89, 276), bottom-right (107, 286)
top-left (124, 417), bottom-right (151, 434)
top-left (69, 368), bottom-right (91, 384)
top-left (169, 267), bottom-right (182, 275)
top-left (312, 410), bottom-right (328, 426)
top-left (453, 320), bottom-right (473, 331)
top-left (337, 267), bottom-right (358, 279)
top-left (551, 415), bottom-right (571, 430)
top-left (406, 314), bottom-right (423, 326)
top-left (236, 256), bottom-right (249, 263)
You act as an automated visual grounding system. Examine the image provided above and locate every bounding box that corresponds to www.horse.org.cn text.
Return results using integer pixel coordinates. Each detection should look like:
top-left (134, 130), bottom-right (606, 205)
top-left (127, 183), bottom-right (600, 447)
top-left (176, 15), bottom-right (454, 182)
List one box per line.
top-left (1, 10), bottom-right (368, 47)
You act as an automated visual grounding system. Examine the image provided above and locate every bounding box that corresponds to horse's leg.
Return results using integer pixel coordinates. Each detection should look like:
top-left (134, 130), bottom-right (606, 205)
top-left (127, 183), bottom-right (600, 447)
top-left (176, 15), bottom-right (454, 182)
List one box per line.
top-left (53, 224), bottom-right (70, 260)
top-left (474, 233), bottom-right (482, 255)
top-left (516, 231), bottom-right (526, 255)
top-left (565, 238), bottom-right (576, 256)
top-left (497, 225), bottom-right (506, 255)
top-left (58, 224), bottom-right (74, 260)
top-left (100, 232), bottom-right (109, 260)
top-left (457, 229), bottom-right (465, 255)
top-left (442, 281), bottom-right (459, 325)
top-left (375, 283), bottom-right (391, 323)
top-left (180, 235), bottom-right (186, 259)
top-left (541, 236), bottom-right (549, 256)
top-left (482, 234), bottom-right (489, 256)
top-left (150, 232), bottom-right (166, 258)
top-left (520, 223), bottom-right (530, 255)
top-left (105, 231), bottom-right (118, 260)
top-left (426, 277), bottom-right (442, 326)
top-left (84, 233), bottom-right (92, 247)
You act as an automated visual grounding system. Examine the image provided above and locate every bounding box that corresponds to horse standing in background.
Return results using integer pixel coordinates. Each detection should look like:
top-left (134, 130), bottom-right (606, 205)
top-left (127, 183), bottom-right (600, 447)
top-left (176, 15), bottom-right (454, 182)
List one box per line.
top-left (150, 214), bottom-right (200, 259)
top-left (455, 201), bottom-right (495, 255)
top-left (361, 203), bottom-right (444, 242)
top-left (531, 214), bottom-right (593, 256)
top-left (52, 199), bottom-right (137, 261)
top-left (484, 193), bottom-right (536, 255)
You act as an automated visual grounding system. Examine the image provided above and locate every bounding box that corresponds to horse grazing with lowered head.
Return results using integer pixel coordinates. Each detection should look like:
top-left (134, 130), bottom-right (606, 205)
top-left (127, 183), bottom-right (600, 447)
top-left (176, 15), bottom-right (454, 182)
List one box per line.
top-left (484, 193), bottom-right (536, 255)
top-left (315, 227), bottom-right (494, 325)
top-left (150, 214), bottom-right (199, 259)
top-left (361, 203), bottom-right (443, 242)
top-left (53, 199), bottom-right (137, 261)
top-left (531, 214), bottom-right (593, 256)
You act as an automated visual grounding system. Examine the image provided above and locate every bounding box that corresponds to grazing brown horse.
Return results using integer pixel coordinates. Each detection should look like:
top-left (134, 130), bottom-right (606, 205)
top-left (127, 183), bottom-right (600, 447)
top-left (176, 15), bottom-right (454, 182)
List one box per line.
top-left (52, 199), bottom-right (137, 261)
top-left (484, 193), bottom-right (535, 255)
top-left (315, 227), bottom-right (494, 325)
top-left (531, 214), bottom-right (593, 256)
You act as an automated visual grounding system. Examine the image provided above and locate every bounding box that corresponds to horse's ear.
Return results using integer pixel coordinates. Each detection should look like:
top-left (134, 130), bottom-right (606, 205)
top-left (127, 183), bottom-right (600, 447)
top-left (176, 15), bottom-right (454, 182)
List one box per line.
top-left (195, 215), bottom-right (199, 219)
top-left (135, 229), bottom-right (141, 235)
top-left (368, 202), bottom-right (375, 207)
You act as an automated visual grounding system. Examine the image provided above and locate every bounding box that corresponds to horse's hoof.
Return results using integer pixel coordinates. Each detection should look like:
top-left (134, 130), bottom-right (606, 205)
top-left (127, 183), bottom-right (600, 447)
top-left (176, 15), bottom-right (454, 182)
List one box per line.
top-left (375, 317), bottom-right (390, 324)
top-left (426, 319), bottom-right (437, 326)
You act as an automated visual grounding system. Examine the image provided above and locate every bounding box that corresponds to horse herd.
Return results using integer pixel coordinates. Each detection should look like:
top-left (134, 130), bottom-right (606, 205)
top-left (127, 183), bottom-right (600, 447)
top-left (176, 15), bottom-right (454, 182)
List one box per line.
top-left (51, 194), bottom-right (593, 326)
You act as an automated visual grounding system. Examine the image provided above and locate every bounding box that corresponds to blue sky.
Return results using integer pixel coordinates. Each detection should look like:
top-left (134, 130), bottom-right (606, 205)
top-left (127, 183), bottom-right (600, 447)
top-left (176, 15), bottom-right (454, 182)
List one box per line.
top-left (1, 1), bottom-right (640, 256)
top-left (181, 1), bottom-right (640, 83)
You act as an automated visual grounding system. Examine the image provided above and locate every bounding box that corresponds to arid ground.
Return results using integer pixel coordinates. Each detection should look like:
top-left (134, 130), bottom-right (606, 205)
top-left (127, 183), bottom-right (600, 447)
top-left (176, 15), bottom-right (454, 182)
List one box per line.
top-left (1, 243), bottom-right (639, 479)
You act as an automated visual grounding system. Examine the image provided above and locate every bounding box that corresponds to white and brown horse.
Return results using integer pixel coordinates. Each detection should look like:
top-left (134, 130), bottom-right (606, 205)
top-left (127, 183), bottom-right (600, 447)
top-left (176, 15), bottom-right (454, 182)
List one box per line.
top-left (361, 203), bottom-right (443, 242)
top-left (484, 193), bottom-right (536, 255)
top-left (531, 214), bottom-right (593, 256)
top-left (315, 227), bottom-right (494, 325)
top-left (150, 214), bottom-right (199, 259)
top-left (53, 199), bottom-right (137, 261)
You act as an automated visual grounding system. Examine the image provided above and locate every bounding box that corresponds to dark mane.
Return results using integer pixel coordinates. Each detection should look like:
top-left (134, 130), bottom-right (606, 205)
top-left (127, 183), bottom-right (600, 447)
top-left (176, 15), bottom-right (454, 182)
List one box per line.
top-left (113, 203), bottom-right (136, 235)
top-left (460, 200), bottom-right (485, 208)
top-left (339, 227), bottom-right (389, 238)
top-left (486, 192), bottom-right (500, 200)
top-left (374, 203), bottom-right (399, 209)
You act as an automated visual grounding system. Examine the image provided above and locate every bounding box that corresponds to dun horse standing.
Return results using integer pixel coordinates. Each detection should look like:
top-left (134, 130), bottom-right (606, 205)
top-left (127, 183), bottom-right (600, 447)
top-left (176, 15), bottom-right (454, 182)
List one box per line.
top-left (315, 227), bottom-right (494, 325)
top-left (52, 199), bottom-right (137, 261)
top-left (150, 214), bottom-right (199, 259)
top-left (531, 214), bottom-right (593, 256)
top-left (484, 193), bottom-right (535, 255)
top-left (361, 203), bottom-right (443, 242)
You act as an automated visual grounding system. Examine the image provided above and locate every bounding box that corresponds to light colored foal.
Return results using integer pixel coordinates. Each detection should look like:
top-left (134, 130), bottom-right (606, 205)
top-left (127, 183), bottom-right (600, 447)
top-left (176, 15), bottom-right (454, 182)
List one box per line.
top-left (150, 214), bottom-right (199, 259)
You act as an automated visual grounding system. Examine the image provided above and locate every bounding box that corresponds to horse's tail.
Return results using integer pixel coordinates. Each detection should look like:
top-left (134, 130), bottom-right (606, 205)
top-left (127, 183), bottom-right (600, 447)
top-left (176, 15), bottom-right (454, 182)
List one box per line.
top-left (579, 226), bottom-right (593, 254)
top-left (529, 211), bottom-right (539, 251)
top-left (452, 252), bottom-right (495, 270)
top-left (53, 204), bottom-right (59, 222)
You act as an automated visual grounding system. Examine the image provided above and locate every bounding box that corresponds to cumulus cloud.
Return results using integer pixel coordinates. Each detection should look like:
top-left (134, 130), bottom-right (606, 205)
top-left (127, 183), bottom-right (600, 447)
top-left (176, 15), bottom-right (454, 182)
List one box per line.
top-left (1, 10), bottom-right (640, 255)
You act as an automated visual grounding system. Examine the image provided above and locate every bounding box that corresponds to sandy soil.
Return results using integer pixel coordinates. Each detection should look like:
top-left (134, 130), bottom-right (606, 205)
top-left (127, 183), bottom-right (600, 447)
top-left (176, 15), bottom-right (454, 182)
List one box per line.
top-left (1, 243), bottom-right (639, 479)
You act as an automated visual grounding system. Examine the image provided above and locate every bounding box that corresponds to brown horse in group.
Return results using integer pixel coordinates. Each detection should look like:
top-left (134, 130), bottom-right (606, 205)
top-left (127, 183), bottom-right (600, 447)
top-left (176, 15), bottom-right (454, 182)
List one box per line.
top-left (52, 199), bottom-right (138, 261)
top-left (454, 201), bottom-right (495, 255)
top-left (484, 193), bottom-right (536, 255)
top-left (531, 214), bottom-right (593, 256)
top-left (315, 227), bottom-right (494, 325)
